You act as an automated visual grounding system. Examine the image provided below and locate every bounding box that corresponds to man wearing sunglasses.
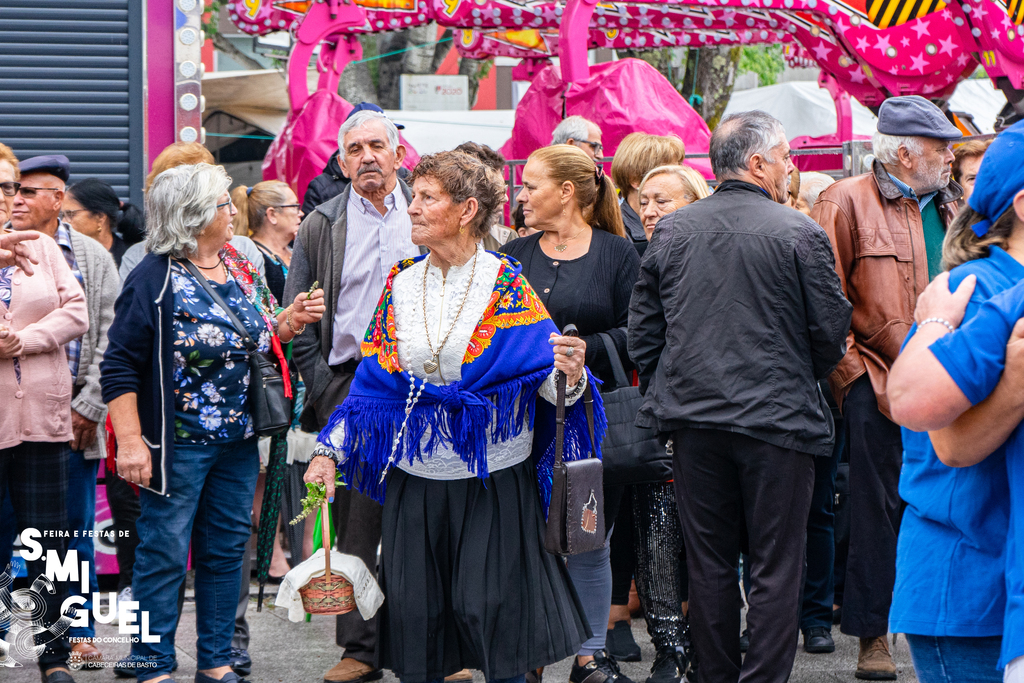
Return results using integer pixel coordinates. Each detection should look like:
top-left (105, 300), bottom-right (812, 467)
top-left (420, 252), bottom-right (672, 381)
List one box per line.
top-left (4, 154), bottom-right (121, 675)
top-left (551, 115), bottom-right (605, 162)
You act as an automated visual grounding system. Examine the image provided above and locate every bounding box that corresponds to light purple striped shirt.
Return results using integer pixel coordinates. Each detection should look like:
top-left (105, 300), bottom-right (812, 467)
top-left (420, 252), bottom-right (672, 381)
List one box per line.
top-left (328, 184), bottom-right (418, 365)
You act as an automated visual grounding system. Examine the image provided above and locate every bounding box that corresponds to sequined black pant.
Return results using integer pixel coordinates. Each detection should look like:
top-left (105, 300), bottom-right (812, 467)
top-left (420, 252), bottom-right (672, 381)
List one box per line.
top-left (632, 482), bottom-right (688, 651)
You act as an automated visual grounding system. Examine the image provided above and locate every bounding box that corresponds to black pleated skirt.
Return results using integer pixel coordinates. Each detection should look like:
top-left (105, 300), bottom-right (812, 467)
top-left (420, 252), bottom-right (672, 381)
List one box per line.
top-left (378, 457), bottom-right (591, 682)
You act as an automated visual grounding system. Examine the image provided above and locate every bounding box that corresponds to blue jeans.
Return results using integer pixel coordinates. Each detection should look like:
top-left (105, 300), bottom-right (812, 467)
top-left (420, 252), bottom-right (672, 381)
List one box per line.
top-left (566, 528), bottom-right (614, 656)
top-left (905, 635), bottom-right (1002, 683)
top-left (130, 439), bottom-right (259, 681)
top-left (67, 450), bottom-right (100, 639)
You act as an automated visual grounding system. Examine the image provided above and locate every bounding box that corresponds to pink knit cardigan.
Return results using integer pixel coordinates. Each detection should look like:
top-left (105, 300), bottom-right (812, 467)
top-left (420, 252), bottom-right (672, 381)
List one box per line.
top-left (0, 234), bottom-right (89, 450)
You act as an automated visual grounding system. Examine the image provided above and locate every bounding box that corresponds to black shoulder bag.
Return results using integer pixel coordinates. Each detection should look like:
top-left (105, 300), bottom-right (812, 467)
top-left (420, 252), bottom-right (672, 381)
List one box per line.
top-left (595, 332), bottom-right (671, 485)
top-left (182, 261), bottom-right (291, 437)
top-left (545, 324), bottom-right (606, 556)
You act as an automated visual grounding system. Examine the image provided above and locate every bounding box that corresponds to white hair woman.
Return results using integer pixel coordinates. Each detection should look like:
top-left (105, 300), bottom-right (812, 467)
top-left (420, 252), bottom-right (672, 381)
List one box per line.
top-left (304, 151), bottom-right (598, 683)
top-left (638, 164), bottom-right (711, 240)
top-left (100, 163), bottom-right (325, 683)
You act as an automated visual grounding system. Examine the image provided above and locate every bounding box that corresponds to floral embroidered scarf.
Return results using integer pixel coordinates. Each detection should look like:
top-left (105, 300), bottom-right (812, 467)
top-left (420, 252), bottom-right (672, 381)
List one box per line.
top-left (318, 253), bottom-right (606, 509)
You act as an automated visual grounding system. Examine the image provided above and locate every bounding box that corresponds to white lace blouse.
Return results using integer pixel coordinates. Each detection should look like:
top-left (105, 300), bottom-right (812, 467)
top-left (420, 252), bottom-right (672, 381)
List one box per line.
top-left (320, 244), bottom-right (585, 480)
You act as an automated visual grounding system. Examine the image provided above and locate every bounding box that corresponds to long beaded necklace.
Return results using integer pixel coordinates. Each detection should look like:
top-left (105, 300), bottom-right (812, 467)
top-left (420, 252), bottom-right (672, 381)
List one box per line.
top-left (421, 250), bottom-right (478, 375)
top-left (379, 374), bottom-right (427, 484)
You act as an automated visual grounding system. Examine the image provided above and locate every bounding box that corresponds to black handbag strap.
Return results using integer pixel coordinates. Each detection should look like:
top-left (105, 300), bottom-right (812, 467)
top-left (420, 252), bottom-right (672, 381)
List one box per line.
top-left (180, 260), bottom-right (259, 355)
top-left (596, 332), bottom-right (630, 389)
top-left (554, 376), bottom-right (598, 468)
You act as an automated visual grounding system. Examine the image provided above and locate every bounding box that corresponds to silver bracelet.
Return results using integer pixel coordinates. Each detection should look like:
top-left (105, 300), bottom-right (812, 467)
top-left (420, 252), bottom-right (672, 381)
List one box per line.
top-left (919, 317), bottom-right (956, 333)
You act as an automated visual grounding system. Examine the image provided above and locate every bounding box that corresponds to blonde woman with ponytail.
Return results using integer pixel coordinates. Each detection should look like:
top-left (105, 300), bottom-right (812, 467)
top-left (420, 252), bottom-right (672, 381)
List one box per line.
top-left (502, 143), bottom-right (639, 683)
top-left (231, 181), bottom-right (303, 303)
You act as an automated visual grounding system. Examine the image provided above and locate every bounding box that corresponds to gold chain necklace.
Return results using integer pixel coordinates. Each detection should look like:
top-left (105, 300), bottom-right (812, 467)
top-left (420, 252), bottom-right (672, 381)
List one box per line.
top-left (421, 250), bottom-right (478, 375)
top-left (551, 225), bottom-right (587, 252)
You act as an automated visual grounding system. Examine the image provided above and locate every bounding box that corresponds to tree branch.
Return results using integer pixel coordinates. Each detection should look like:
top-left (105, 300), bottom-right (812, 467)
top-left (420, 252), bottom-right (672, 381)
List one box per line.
top-left (211, 32), bottom-right (265, 71)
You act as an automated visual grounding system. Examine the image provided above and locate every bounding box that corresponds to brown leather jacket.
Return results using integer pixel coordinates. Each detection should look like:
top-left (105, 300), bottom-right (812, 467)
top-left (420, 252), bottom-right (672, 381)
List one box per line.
top-left (810, 160), bottom-right (962, 418)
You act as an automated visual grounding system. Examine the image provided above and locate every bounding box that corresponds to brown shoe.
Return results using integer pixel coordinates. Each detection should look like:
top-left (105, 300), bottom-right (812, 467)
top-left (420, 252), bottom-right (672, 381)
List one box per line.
top-left (856, 636), bottom-right (897, 680)
top-left (324, 658), bottom-right (384, 683)
top-left (445, 670), bottom-right (474, 682)
top-left (70, 640), bottom-right (103, 669)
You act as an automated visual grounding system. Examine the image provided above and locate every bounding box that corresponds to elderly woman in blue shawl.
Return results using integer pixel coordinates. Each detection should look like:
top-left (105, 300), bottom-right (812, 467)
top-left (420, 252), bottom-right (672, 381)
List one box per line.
top-left (304, 151), bottom-right (602, 683)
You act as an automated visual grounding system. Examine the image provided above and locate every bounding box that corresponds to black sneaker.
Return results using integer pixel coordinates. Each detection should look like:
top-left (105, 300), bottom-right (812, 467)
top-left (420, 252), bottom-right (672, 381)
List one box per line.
top-left (230, 647), bottom-right (253, 676)
top-left (645, 648), bottom-right (687, 683)
top-left (802, 626), bottom-right (836, 654)
top-left (739, 628), bottom-right (750, 653)
top-left (570, 651), bottom-right (636, 683)
top-left (606, 620), bottom-right (642, 662)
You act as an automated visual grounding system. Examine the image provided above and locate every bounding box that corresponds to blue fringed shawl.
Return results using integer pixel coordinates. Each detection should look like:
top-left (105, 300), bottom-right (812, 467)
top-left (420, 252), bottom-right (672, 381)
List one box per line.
top-left (317, 253), bottom-right (606, 511)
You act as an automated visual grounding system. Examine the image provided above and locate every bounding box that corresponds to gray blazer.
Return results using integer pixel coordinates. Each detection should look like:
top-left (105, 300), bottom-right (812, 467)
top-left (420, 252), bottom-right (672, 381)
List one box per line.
top-left (69, 227), bottom-right (121, 460)
top-left (284, 180), bottom-right (416, 431)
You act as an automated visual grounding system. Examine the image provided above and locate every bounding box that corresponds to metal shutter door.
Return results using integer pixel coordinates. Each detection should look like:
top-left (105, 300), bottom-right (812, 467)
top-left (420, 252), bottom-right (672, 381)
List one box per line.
top-left (0, 0), bottom-right (144, 206)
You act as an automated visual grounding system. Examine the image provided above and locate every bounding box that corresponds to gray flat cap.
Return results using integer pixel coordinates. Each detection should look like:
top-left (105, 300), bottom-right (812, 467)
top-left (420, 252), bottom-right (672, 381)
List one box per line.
top-left (877, 96), bottom-right (962, 140)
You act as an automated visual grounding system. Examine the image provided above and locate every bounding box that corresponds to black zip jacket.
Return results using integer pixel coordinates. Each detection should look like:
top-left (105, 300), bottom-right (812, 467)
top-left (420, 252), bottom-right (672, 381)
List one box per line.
top-left (627, 180), bottom-right (852, 457)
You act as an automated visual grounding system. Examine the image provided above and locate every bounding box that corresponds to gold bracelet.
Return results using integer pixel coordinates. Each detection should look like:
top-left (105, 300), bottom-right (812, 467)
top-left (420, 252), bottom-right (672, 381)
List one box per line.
top-left (286, 307), bottom-right (306, 336)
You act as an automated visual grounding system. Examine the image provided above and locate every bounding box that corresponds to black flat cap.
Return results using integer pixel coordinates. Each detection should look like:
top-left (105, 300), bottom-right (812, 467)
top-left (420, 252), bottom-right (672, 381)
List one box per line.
top-left (877, 96), bottom-right (962, 140)
top-left (19, 154), bottom-right (70, 182)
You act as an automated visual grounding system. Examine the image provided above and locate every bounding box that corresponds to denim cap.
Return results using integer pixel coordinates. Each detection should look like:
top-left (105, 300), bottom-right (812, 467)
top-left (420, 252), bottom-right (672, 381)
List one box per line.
top-left (346, 101), bottom-right (404, 129)
top-left (967, 120), bottom-right (1024, 236)
top-left (876, 96), bottom-right (962, 140)
top-left (19, 154), bottom-right (70, 183)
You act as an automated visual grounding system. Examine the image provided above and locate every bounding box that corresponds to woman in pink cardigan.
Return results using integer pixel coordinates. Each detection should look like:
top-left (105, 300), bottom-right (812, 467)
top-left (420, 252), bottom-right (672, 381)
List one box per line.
top-left (0, 226), bottom-right (88, 682)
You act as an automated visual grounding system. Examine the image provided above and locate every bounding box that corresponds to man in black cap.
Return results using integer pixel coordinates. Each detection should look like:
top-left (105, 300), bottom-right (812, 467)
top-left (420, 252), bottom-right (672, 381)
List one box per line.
top-left (300, 102), bottom-right (408, 215)
top-left (811, 96), bottom-right (963, 680)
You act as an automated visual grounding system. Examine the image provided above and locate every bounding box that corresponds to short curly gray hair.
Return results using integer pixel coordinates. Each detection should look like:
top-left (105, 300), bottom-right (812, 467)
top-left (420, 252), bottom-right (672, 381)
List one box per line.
top-left (146, 163), bottom-right (232, 259)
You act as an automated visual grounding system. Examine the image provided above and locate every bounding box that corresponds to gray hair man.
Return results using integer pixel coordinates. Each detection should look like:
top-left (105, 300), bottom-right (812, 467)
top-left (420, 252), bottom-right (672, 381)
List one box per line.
top-left (283, 108), bottom-right (418, 683)
top-left (810, 96), bottom-right (962, 680)
top-left (628, 110), bottom-right (851, 682)
top-left (551, 115), bottom-right (604, 161)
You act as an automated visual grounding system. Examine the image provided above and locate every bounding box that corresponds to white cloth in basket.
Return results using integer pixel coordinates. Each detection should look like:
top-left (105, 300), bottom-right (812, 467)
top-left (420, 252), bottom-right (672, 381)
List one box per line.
top-left (274, 548), bottom-right (384, 622)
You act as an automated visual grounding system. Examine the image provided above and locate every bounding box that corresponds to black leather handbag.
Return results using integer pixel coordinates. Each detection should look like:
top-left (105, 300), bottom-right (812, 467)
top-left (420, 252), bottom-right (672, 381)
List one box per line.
top-left (182, 261), bottom-right (291, 437)
top-left (545, 327), bottom-right (606, 557)
top-left (595, 333), bottom-right (671, 485)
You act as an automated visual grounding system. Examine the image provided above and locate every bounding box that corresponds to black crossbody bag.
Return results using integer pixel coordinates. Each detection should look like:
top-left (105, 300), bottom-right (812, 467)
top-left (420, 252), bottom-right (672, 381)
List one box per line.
top-left (182, 261), bottom-right (291, 437)
top-left (544, 325), bottom-right (606, 556)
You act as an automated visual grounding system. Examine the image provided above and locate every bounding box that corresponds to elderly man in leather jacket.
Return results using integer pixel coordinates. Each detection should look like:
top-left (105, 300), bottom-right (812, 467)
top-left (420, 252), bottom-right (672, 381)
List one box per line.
top-left (810, 96), bottom-right (962, 681)
top-left (629, 111), bottom-right (851, 683)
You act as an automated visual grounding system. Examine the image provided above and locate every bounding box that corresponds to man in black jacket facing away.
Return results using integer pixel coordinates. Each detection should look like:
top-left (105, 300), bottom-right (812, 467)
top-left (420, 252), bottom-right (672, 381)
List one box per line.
top-left (628, 111), bottom-right (852, 683)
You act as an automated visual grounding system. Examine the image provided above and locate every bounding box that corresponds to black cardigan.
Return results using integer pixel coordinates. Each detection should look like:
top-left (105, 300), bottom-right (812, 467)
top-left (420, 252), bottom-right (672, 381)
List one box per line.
top-left (501, 228), bottom-right (640, 391)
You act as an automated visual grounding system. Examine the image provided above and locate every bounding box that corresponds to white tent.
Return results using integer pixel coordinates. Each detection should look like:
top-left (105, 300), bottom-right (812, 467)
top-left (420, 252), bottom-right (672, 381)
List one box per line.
top-left (201, 69), bottom-right (515, 155)
top-left (723, 79), bottom-right (1008, 139)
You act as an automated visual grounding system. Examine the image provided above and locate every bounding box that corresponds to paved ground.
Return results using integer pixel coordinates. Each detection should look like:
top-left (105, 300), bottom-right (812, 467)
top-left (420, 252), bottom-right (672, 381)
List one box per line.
top-left (4, 583), bottom-right (918, 683)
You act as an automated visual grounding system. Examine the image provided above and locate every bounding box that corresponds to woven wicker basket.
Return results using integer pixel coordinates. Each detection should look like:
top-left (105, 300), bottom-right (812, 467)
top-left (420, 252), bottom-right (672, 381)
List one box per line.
top-left (299, 500), bottom-right (356, 615)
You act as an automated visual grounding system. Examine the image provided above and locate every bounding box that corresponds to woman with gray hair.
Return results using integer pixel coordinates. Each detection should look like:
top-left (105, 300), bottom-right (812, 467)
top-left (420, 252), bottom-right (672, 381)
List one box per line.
top-left (100, 163), bottom-right (325, 683)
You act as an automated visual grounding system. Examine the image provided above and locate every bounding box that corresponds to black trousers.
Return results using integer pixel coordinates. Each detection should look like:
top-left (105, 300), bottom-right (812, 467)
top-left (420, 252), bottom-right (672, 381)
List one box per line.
top-left (0, 441), bottom-right (73, 671)
top-left (105, 471), bottom-right (141, 592)
top-left (839, 375), bottom-right (903, 639)
top-left (800, 419), bottom-right (843, 631)
top-left (333, 485), bottom-right (383, 666)
top-left (672, 428), bottom-right (814, 683)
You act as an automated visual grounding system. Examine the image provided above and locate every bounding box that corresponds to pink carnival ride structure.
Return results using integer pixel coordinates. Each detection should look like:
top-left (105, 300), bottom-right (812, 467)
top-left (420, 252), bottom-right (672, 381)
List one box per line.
top-left (231, 0), bottom-right (1024, 191)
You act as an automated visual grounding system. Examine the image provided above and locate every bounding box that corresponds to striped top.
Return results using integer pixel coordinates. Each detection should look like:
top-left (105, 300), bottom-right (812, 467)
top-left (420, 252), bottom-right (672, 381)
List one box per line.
top-left (328, 184), bottom-right (418, 365)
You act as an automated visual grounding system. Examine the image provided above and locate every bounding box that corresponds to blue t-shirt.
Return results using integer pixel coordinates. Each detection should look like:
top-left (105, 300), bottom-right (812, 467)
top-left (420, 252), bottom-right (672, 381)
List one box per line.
top-left (170, 263), bottom-right (270, 444)
top-left (891, 248), bottom-right (1024, 639)
top-left (928, 271), bottom-right (1024, 666)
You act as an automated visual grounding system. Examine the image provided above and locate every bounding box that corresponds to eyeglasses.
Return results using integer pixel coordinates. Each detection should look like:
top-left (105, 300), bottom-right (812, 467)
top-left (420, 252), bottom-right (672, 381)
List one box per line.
top-left (216, 198), bottom-right (233, 210)
top-left (62, 209), bottom-right (88, 221)
top-left (581, 140), bottom-right (603, 154)
top-left (0, 182), bottom-right (62, 199)
top-left (273, 204), bottom-right (302, 210)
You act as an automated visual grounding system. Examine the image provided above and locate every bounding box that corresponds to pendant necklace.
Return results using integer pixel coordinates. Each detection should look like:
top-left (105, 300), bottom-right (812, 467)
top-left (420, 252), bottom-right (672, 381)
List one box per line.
top-left (422, 250), bottom-right (478, 375)
top-left (553, 225), bottom-right (586, 252)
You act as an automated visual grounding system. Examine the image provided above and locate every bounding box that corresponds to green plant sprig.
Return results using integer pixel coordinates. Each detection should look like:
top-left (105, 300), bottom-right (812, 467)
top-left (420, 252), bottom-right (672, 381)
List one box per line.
top-left (290, 471), bottom-right (343, 526)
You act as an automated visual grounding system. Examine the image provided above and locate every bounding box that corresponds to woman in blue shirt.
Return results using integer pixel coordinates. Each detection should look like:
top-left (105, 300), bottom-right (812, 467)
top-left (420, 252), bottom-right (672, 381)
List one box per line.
top-left (886, 120), bottom-right (1024, 682)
